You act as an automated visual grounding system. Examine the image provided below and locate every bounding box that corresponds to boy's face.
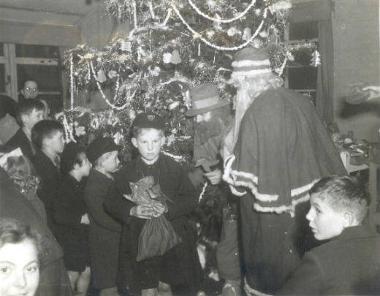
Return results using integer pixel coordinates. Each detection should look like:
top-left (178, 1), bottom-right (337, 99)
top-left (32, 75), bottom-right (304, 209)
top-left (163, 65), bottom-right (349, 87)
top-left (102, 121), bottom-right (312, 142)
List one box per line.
top-left (306, 193), bottom-right (347, 240)
top-left (132, 128), bottom-right (165, 164)
top-left (76, 153), bottom-right (91, 177)
top-left (44, 131), bottom-right (65, 154)
top-left (22, 109), bottom-right (44, 130)
top-left (99, 151), bottom-right (120, 173)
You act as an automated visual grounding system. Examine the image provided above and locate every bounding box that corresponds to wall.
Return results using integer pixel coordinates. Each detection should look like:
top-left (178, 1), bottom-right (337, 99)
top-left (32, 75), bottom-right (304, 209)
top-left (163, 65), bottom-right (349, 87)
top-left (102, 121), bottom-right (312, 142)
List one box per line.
top-left (332, 0), bottom-right (380, 141)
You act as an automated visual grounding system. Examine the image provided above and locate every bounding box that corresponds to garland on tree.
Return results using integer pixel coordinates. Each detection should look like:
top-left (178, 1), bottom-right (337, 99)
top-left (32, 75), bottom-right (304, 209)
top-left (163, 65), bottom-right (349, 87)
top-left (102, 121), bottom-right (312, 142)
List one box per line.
top-left (62, 0), bottom-right (295, 161)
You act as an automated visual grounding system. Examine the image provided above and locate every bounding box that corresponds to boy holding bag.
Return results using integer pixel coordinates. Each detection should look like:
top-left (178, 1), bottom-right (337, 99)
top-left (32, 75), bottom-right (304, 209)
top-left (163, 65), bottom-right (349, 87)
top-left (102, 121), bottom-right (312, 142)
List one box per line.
top-left (105, 112), bottom-right (202, 296)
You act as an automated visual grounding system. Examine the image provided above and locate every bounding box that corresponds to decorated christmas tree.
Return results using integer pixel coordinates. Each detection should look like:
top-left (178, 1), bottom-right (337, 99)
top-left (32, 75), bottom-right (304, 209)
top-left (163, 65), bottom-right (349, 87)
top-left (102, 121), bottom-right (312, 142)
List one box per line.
top-left (61, 0), bottom-right (292, 161)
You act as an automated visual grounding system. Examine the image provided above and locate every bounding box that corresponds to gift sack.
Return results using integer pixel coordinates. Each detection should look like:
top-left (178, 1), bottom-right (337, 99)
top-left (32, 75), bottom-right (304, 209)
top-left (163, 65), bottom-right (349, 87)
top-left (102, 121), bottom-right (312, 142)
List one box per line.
top-left (137, 215), bottom-right (181, 262)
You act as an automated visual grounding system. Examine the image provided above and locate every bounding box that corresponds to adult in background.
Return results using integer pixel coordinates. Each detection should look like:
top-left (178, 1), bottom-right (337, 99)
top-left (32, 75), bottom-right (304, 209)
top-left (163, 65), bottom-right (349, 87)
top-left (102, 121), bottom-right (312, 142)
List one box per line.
top-left (222, 47), bottom-right (347, 295)
top-left (19, 80), bottom-right (40, 102)
top-left (186, 84), bottom-right (241, 296)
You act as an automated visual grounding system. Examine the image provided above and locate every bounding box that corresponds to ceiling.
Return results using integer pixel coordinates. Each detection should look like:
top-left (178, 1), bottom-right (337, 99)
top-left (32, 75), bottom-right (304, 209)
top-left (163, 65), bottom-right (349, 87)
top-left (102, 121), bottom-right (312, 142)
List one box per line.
top-left (0, 0), bottom-right (101, 27)
top-left (0, 0), bottom-right (318, 27)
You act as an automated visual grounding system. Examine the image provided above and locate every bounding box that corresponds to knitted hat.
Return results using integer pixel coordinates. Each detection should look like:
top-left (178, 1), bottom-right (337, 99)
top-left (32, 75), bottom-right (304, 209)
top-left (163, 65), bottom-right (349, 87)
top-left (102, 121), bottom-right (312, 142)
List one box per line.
top-left (86, 136), bottom-right (120, 164)
top-left (186, 83), bottom-right (230, 117)
top-left (231, 47), bottom-right (272, 79)
top-left (132, 112), bottom-right (165, 130)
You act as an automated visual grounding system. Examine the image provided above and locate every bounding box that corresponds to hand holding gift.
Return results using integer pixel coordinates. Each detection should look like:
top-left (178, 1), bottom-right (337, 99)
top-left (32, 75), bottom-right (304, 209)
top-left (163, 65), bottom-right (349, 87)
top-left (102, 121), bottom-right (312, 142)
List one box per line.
top-left (126, 176), bottom-right (181, 261)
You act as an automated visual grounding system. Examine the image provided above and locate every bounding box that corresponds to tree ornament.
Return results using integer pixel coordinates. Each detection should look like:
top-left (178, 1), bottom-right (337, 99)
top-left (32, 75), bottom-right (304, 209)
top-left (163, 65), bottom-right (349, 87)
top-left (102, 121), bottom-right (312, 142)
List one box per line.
top-left (171, 50), bottom-right (182, 64)
top-left (310, 50), bottom-right (321, 67)
top-left (163, 52), bottom-right (172, 64)
top-left (96, 69), bottom-right (107, 83)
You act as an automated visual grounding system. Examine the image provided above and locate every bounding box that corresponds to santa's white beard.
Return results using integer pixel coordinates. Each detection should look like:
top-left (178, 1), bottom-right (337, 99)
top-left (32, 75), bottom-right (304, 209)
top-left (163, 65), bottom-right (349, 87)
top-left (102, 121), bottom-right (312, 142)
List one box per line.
top-left (232, 87), bottom-right (256, 149)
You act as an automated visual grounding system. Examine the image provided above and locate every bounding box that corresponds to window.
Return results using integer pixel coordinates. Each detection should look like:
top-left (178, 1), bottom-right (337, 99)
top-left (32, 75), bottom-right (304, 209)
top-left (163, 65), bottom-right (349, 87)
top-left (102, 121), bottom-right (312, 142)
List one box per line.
top-left (0, 43), bottom-right (63, 114)
top-left (286, 21), bottom-right (319, 105)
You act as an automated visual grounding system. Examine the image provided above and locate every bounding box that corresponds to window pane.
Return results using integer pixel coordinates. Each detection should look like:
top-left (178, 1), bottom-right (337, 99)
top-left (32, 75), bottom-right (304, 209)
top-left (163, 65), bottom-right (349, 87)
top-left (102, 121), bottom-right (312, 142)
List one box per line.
top-left (15, 44), bottom-right (59, 59)
top-left (38, 94), bottom-right (63, 115)
top-left (289, 21), bottom-right (318, 40)
top-left (288, 67), bottom-right (317, 90)
top-left (0, 64), bottom-right (5, 93)
top-left (0, 43), bottom-right (3, 56)
top-left (17, 65), bottom-right (61, 92)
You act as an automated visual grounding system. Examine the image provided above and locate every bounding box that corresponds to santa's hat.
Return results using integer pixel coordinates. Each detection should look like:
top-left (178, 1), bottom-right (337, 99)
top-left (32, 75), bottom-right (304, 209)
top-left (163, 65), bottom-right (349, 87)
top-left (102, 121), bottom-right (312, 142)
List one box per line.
top-left (231, 47), bottom-right (272, 79)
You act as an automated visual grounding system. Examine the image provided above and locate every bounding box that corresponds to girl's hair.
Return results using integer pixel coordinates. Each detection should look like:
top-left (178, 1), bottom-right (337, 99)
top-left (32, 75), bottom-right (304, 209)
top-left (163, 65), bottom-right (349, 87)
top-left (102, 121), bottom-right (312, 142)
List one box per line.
top-left (0, 218), bottom-right (41, 256)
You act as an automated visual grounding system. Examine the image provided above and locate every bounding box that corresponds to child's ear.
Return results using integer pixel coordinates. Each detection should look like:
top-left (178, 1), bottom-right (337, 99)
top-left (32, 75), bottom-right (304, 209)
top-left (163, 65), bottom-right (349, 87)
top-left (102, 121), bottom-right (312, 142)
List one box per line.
top-left (131, 137), bottom-right (138, 148)
top-left (160, 135), bottom-right (166, 146)
top-left (343, 211), bottom-right (355, 227)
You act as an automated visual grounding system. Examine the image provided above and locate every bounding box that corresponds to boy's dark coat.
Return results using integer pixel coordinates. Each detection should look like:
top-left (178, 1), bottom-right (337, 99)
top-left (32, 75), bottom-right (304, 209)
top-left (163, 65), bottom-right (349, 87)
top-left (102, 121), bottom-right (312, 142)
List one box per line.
top-left (84, 169), bottom-right (122, 289)
top-left (105, 154), bottom-right (202, 292)
top-left (54, 174), bottom-right (89, 271)
top-left (32, 150), bottom-right (60, 231)
top-left (278, 224), bottom-right (380, 295)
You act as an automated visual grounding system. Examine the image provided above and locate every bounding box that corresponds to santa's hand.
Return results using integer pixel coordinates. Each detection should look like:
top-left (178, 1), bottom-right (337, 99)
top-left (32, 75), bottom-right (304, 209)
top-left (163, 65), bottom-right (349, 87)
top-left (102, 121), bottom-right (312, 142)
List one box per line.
top-left (204, 169), bottom-right (222, 185)
top-left (130, 205), bottom-right (155, 219)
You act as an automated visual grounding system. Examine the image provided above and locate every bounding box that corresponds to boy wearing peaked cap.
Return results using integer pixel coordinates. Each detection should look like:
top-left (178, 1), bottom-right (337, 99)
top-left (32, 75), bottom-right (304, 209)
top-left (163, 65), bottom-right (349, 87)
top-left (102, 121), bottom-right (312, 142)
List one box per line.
top-left (222, 46), bottom-right (347, 295)
top-left (83, 136), bottom-right (123, 295)
top-left (104, 112), bottom-right (202, 296)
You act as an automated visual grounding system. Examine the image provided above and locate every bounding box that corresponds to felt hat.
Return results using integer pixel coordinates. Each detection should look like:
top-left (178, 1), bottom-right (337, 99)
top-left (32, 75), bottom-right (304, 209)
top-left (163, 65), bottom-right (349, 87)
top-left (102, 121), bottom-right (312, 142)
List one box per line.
top-left (231, 47), bottom-right (272, 79)
top-left (186, 83), bottom-right (230, 117)
top-left (132, 112), bottom-right (165, 130)
top-left (86, 136), bottom-right (120, 164)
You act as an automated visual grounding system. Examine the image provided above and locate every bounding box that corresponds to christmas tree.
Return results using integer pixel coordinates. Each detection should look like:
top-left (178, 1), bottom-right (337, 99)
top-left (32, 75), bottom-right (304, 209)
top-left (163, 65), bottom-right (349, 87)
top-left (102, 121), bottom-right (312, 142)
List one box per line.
top-left (61, 0), bottom-right (292, 161)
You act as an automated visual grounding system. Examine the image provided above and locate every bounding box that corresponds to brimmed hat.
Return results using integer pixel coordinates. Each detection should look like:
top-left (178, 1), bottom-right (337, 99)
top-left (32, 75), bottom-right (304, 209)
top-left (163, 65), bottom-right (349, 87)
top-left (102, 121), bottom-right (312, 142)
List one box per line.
top-left (231, 47), bottom-right (272, 79)
top-left (132, 112), bottom-right (165, 130)
top-left (86, 136), bottom-right (120, 164)
top-left (186, 83), bottom-right (230, 117)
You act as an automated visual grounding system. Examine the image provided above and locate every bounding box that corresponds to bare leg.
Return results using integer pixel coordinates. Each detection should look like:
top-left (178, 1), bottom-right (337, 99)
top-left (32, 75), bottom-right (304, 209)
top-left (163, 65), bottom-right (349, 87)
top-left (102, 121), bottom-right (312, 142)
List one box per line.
top-left (141, 287), bottom-right (158, 296)
top-left (67, 271), bottom-right (80, 292)
top-left (76, 267), bottom-right (91, 296)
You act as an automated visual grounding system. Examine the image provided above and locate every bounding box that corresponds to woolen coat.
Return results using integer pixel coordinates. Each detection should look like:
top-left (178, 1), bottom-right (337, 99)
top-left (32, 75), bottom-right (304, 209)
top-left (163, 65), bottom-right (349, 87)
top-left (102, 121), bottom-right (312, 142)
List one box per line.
top-left (33, 150), bottom-right (61, 231)
top-left (105, 154), bottom-right (202, 294)
top-left (84, 169), bottom-right (122, 290)
top-left (278, 224), bottom-right (380, 295)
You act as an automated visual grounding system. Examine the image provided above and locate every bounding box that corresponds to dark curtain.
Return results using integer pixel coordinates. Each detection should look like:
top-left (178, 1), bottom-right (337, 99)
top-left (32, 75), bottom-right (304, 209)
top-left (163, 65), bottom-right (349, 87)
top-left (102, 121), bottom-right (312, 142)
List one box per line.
top-left (316, 19), bottom-right (334, 124)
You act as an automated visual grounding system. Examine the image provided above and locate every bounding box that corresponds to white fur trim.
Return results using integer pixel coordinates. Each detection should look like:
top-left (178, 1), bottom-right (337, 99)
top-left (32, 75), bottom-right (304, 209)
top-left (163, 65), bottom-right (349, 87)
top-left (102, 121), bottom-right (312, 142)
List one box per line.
top-left (291, 179), bottom-right (318, 197)
top-left (244, 278), bottom-right (272, 296)
top-left (232, 59), bottom-right (271, 68)
top-left (231, 68), bottom-right (272, 78)
top-left (229, 184), bottom-right (247, 196)
top-left (253, 193), bottom-right (310, 217)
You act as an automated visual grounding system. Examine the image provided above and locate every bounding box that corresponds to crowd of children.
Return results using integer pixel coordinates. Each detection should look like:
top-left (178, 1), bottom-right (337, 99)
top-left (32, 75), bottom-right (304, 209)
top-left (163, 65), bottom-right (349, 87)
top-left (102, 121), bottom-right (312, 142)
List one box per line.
top-left (0, 68), bottom-right (380, 296)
